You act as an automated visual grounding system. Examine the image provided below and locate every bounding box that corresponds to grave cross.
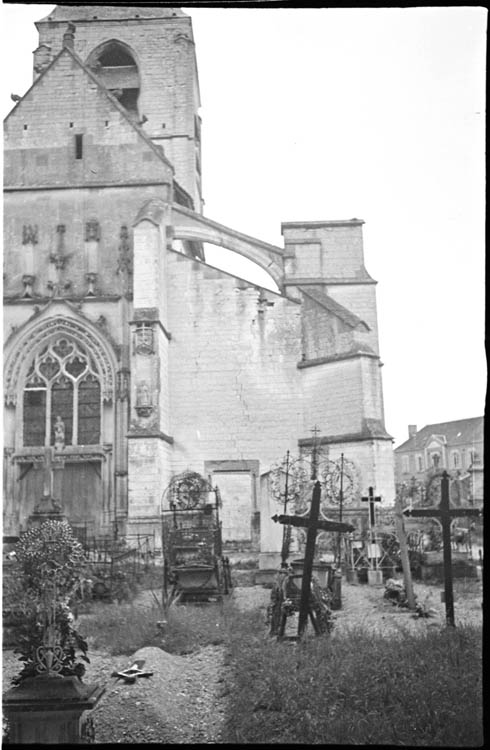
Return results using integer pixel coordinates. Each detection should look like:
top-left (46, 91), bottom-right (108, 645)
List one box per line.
top-left (403, 470), bottom-right (481, 627)
top-left (362, 486), bottom-right (382, 529)
top-left (310, 425), bottom-right (321, 480)
top-left (272, 480), bottom-right (354, 637)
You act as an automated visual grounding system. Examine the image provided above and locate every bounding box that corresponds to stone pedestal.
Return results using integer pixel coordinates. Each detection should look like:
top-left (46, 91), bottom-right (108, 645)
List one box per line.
top-left (367, 569), bottom-right (383, 585)
top-left (27, 493), bottom-right (66, 529)
top-left (3, 674), bottom-right (105, 745)
top-left (330, 569), bottom-right (342, 610)
top-left (345, 568), bottom-right (357, 584)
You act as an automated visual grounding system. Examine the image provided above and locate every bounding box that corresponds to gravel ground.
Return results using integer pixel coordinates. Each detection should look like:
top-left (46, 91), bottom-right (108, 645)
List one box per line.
top-left (2, 578), bottom-right (482, 743)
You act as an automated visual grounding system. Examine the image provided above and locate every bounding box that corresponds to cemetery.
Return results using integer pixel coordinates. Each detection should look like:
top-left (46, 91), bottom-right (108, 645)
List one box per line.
top-left (0, 7), bottom-right (483, 745)
top-left (2, 467), bottom-right (483, 745)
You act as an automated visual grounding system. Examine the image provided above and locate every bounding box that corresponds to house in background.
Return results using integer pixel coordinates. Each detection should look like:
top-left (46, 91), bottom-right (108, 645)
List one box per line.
top-left (394, 417), bottom-right (484, 503)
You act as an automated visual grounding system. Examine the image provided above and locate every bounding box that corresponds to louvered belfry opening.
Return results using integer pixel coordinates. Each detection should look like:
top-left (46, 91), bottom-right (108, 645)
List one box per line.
top-left (91, 41), bottom-right (140, 117)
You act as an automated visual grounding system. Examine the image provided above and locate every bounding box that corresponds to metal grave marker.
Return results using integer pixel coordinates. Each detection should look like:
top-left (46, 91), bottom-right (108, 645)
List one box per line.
top-left (273, 480), bottom-right (354, 637)
top-left (403, 470), bottom-right (481, 626)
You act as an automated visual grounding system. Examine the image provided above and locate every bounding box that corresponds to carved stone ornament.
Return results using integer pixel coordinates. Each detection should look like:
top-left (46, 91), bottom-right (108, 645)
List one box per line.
top-left (4, 316), bottom-right (115, 406)
top-left (85, 272), bottom-right (97, 296)
top-left (133, 323), bottom-right (154, 355)
top-left (22, 225), bottom-right (38, 245)
top-left (85, 220), bottom-right (100, 242)
top-left (116, 369), bottom-right (130, 401)
top-left (22, 275), bottom-right (35, 297)
top-left (135, 381), bottom-right (153, 417)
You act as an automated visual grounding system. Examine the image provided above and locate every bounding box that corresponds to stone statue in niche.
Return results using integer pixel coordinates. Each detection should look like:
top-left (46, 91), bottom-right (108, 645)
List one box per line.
top-left (135, 382), bottom-right (153, 417)
top-left (54, 415), bottom-right (65, 450)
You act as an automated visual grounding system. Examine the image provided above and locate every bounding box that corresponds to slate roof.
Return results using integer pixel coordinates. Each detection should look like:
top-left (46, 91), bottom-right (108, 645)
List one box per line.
top-left (395, 417), bottom-right (483, 452)
top-left (37, 6), bottom-right (186, 23)
top-left (300, 287), bottom-right (370, 330)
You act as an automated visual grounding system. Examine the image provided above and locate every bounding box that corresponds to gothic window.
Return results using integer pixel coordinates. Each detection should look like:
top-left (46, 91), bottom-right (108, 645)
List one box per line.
top-left (88, 41), bottom-right (140, 118)
top-left (22, 337), bottom-right (101, 447)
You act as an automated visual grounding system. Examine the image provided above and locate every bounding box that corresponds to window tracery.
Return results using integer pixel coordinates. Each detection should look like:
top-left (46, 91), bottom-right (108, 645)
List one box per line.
top-left (23, 337), bottom-right (101, 447)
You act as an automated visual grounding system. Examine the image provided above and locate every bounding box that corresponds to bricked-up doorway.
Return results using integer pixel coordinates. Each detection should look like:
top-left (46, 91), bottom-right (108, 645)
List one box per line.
top-left (205, 460), bottom-right (260, 550)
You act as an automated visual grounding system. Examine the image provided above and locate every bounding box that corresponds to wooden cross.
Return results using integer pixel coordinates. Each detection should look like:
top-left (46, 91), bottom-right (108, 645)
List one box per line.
top-left (272, 480), bottom-right (354, 637)
top-left (403, 470), bottom-right (481, 627)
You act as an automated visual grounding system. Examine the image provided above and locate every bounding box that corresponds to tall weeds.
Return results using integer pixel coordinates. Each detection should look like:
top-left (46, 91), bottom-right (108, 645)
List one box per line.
top-left (223, 616), bottom-right (482, 746)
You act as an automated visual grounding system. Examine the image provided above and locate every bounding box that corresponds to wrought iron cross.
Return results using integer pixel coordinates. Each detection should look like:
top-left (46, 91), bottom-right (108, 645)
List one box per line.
top-left (273, 481), bottom-right (354, 637)
top-left (362, 486), bottom-right (382, 528)
top-left (403, 470), bottom-right (481, 627)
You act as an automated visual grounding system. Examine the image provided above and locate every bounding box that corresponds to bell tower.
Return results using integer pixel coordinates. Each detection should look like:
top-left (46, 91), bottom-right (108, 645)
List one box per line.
top-left (34, 5), bottom-right (203, 211)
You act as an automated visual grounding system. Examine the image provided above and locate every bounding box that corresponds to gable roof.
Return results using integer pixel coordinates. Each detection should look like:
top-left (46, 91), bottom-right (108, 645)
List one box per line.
top-left (36, 6), bottom-right (186, 24)
top-left (4, 43), bottom-right (174, 173)
top-left (395, 417), bottom-right (483, 452)
top-left (300, 287), bottom-right (370, 330)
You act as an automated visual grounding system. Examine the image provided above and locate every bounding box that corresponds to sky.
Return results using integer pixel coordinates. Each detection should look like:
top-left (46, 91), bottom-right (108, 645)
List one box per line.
top-left (1, 3), bottom-right (487, 449)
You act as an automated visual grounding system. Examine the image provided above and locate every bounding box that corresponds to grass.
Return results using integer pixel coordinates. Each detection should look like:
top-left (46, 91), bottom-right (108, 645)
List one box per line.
top-left (222, 614), bottom-right (482, 746)
top-left (79, 598), bottom-right (227, 656)
top-left (76, 586), bottom-right (482, 746)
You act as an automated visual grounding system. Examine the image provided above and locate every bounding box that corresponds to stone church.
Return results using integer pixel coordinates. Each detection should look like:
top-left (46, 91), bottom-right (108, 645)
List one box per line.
top-left (3, 5), bottom-right (395, 564)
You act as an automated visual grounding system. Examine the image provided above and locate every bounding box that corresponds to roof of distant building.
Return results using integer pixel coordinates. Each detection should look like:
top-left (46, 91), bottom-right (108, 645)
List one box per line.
top-left (395, 417), bottom-right (483, 452)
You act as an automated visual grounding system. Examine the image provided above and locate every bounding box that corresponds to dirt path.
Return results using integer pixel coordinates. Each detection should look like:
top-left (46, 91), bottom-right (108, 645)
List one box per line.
top-left (2, 579), bottom-right (482, 743)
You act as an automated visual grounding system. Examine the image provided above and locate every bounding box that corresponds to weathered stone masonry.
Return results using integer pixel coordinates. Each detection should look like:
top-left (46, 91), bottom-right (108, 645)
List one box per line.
top-left (3, 6), bottom-right (395, 560)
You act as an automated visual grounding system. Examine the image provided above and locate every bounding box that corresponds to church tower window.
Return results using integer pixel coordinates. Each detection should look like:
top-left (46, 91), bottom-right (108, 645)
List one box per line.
top-left (88, 41), bottom-right (140, 119)
top-left (22, 337), bottom-right (102, 447)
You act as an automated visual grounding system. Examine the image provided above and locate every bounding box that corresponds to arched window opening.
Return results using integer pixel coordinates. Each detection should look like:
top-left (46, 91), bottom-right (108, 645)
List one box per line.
top-left (22, 337), bottom-right (102, 447)
top-left (98, 44), bottom-right (135, 68)
top-left (88, 41), bottom-right (140, 118)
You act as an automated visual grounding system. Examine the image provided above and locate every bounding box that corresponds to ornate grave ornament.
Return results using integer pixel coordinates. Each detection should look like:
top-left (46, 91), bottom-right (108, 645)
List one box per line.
top-left (133, 323), bottom-right (155, 355)
top-left (165, 471), bottom-right (212, 510)
top-left (321, 456), bottom-right (359, 507)
top-left (270, 448), bottom-right (360, 562)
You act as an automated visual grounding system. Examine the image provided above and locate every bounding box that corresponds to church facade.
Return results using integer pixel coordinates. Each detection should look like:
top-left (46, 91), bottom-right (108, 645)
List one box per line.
top-left (3, 6), bottom-right (395, 562)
